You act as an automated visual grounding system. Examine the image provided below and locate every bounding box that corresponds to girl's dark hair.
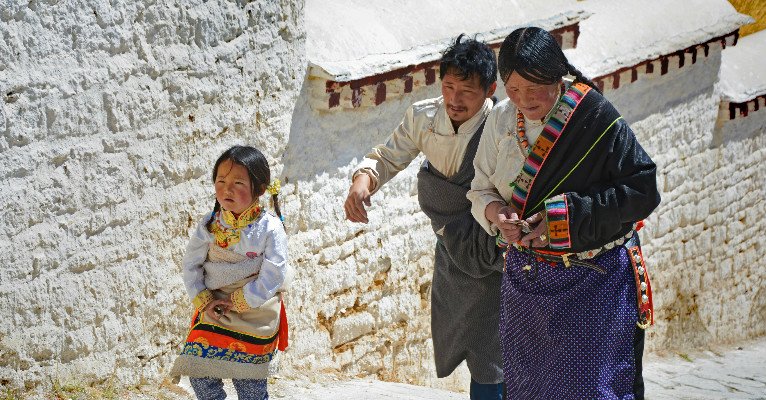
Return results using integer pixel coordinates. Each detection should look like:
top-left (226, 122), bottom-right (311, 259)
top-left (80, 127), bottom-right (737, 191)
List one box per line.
top-left (498, 27), bottom-right (600, 93)
top-left (206, 145), bottom-right (283, 231)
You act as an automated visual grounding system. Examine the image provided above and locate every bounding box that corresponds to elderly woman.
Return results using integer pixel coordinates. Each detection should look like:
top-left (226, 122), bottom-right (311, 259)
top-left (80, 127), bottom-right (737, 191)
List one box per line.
top-left (467, 27), bottom-right (661, 399)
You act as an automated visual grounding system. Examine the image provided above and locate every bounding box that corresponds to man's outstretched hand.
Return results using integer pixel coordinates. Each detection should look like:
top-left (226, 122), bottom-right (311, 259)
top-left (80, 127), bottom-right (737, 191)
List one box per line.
top-left (344, 174), bottom-right (373, 223)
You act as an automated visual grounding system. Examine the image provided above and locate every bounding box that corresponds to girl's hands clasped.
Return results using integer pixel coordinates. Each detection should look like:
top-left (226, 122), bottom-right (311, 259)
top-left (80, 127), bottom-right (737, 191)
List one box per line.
top-left (204, 298), bottom-right (234, 322)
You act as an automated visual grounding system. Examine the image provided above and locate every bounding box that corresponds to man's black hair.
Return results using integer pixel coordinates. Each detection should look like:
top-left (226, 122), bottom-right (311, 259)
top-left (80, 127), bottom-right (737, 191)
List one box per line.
top-left (439, 34), bottom-right (497, 92)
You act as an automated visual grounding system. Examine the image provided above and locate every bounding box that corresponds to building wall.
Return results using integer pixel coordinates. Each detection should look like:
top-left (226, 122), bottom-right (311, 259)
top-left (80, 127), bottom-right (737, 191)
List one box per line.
top-left (631, 90), bottom-right (766, 351)
top-left (0, 0), bottom-right (305, 390)
top-left (602, 40), bottom-right (766, 350)
top-left (279, 79), bottom-right (475, 390)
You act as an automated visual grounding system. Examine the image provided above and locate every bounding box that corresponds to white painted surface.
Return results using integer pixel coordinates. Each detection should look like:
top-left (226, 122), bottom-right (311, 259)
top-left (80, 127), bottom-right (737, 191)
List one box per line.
top-left (603, 41), bottom-right (724, 124)
top-left (631, 91), bottom-right (766, 352)
top-left (0, 0), bottom-right (305, 390)
top-left (306, 0), bottom-right (586, 81)
top-left (716, 106), bottom-right (766, 143)
top-left (565, 0), bottom-right (752, 77)
top-left (719, 29), bottom-right (766, 102)
top-left (716, 29), bottom-right (766, 144)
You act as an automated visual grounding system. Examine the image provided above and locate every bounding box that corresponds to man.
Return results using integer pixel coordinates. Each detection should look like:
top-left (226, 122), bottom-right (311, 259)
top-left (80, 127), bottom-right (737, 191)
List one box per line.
top-left (344, 35), bottom-right (504, 400)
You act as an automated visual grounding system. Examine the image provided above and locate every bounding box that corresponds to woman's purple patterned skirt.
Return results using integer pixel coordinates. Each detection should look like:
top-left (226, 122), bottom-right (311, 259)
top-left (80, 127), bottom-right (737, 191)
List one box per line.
top-left (501, 242), bottom-right (644, 399)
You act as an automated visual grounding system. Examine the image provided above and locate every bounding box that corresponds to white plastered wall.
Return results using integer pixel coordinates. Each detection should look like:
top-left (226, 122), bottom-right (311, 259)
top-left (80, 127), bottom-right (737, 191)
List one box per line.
top-left (0, 0), bottom-right (305, 390)
top-left (279, 79), bottom-right (472, 390)
top-left (634, 89), bottom-right (766, 350)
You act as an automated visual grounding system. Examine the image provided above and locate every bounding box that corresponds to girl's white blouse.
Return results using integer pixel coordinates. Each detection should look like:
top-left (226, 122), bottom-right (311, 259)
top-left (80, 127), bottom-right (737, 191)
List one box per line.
top-left (181, 211), bottom-right (291, 309)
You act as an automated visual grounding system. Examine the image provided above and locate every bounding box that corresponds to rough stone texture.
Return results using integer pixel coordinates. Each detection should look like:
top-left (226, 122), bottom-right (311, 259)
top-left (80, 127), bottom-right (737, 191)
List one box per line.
top-left (632, 93), bottom-right (766, 352)
top-left (280, 79), bottom-right (471, 391)
top-left (0, 0), bottom-right (305, 391)
top-left (595, 46), bottom-right (765, 352)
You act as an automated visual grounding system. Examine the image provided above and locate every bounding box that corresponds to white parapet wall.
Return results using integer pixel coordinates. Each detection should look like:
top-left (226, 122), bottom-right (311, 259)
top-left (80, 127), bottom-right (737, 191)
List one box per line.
top-left (717, 29), bottom-right (766, 143)
top-left (0, 0), bottom-right (305, 391)
top-left (305, 0), bottom-right (588, 112)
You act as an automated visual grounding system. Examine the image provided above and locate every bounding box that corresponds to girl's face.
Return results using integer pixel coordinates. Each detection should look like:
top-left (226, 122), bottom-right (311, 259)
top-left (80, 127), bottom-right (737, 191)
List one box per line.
top-left (505, 72), bottom-right (561, 121)
top-left (215, 159), bottom-right (255, 215)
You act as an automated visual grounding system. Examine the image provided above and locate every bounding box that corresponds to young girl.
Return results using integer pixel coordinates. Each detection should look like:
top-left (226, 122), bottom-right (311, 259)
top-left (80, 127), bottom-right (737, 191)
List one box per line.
top-left (171, 145), bottom-right (290, 400)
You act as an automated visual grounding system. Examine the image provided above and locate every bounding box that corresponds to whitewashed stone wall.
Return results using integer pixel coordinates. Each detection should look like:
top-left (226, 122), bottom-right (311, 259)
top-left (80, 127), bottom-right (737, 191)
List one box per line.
top-left (602, 42), bottom-right (766, 351)
top-left (0, 0), bottom-right (305, 391)
top-left (279, 81), bottom-right (472, 390)
top-left (631, 92), bottom-right (766, 351)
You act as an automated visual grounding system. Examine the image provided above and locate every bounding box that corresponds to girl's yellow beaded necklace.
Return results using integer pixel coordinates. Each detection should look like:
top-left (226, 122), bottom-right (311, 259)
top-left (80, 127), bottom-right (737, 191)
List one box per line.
top-left (211, 202), bottom-right (263, 248)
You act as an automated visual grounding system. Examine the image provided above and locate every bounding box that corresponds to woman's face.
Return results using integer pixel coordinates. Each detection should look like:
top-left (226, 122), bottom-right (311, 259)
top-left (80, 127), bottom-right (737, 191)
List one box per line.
top-left (504, 72), bottom-right (561, 121)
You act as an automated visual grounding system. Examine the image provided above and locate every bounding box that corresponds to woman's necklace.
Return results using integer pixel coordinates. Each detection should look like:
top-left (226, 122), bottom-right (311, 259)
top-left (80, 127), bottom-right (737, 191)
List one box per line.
top-left (514, 82), bottom-right (566, 154)
top-left (515, 110), bottom-right (530, 154)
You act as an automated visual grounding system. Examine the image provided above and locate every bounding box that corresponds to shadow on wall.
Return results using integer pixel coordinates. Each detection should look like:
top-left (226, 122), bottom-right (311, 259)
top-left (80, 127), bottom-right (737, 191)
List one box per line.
top-left (750, 285), bottom-right (766, 338)
top-left (603, 52), bottom-right (721, 126)
top-left (282, 73), bottom-right (440, 182)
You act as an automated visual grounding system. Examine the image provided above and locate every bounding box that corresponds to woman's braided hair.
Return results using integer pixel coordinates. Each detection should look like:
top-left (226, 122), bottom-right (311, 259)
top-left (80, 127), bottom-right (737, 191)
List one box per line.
top-left (498, 27), bottom-right (600, 93)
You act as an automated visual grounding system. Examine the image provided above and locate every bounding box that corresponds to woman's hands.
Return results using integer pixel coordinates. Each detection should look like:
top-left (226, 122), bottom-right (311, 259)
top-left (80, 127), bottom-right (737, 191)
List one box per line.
top-left (486, 202), bottom-right (523, 243)
top-left (204, 298), bottom-right (234, 322)
top-left (486, 202), bottom-right (549, 247)
top-left (520, 212), bottom-right (549, 248)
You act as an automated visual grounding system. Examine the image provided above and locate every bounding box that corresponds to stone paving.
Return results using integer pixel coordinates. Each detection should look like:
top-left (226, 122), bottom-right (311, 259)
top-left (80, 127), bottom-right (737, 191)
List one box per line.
top-left (159, 336), bottom-right (766, 399)
top-left (642, 338), bottom-right (766, 399)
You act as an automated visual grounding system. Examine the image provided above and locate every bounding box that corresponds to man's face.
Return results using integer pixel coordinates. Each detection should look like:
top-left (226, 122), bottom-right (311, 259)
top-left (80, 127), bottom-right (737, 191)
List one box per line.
top-left (441, 71), bottom-right (495, 127)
